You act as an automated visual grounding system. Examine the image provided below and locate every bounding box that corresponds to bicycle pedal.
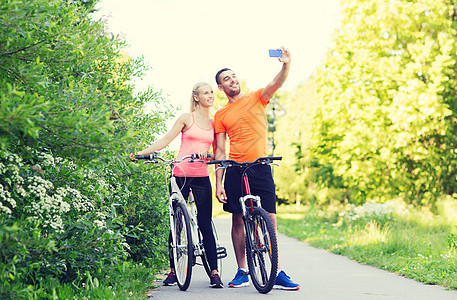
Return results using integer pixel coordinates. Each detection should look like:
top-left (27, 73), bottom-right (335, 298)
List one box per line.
top-left (217, 246), bottom-right (227, 259)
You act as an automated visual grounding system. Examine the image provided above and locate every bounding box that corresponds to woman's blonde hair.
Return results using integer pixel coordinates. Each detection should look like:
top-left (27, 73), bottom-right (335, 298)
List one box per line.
top-left (190, 82), bottom-right (210, 112)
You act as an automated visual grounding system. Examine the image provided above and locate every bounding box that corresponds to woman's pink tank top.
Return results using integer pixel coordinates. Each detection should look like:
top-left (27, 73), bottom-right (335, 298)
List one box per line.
top-left (173, 113), bottom-right (214, 177)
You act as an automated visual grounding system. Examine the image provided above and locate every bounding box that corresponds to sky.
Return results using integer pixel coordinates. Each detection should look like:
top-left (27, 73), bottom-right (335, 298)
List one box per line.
top-left (93, 0), bottom-right (342, 112)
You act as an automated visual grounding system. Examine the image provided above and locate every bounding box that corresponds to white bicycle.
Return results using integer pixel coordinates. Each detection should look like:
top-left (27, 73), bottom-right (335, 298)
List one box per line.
top-left (135, 152), bottom-right (226, 291)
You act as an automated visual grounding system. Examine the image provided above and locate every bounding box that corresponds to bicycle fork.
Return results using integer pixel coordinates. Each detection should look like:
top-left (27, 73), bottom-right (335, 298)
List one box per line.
top-left (239, 174), bottom-right (262, 218)
top-left (189, 191), bottom-right (227, 261)
top-left (188, 192), bottom-right (204, 258)
top-left (239, 175), bottom-right (264, 260)
top-left (169, 194), bottom-right (179, 267)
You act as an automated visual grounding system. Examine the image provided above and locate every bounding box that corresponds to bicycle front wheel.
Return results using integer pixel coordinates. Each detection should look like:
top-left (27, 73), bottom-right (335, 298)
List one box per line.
top-left (172, 201), bottom-right (193, 291)
top-left (245, 207), bottom-right (278, 294)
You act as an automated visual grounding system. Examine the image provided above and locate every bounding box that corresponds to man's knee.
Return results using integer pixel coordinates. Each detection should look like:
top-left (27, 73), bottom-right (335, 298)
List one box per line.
top-left (232, 214), bottom-right (243, 226)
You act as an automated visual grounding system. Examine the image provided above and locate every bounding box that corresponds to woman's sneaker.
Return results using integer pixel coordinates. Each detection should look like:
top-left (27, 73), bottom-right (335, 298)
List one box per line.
top-left (228, 268), bottom-right (249, 288)
top-left (210, 273), bottom-right (224, 288)
top-left (163, 272), bottom-right (177, 286)
top-left (274, 270), bottom-right (300, 290)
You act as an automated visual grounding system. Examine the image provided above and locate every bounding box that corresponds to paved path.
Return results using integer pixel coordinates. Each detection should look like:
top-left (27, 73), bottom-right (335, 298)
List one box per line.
top-left (148, 215), bottom-right (457, 299)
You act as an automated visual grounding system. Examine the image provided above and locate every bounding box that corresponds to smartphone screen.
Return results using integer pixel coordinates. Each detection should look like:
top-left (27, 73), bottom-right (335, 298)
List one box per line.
top-left (269, 49), bottom-right (282, 57)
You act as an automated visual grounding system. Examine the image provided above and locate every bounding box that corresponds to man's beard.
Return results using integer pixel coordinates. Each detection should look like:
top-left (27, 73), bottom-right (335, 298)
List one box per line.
top-left (226, 86), bottom-right (240, 97)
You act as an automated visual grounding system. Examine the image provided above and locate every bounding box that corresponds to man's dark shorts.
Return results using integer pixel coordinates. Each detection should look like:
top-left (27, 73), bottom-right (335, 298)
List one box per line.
top-left (223, 164), bottom-right (276, 214)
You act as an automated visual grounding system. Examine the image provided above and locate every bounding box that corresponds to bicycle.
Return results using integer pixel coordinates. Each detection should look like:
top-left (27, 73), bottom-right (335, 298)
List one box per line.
top-left (135, 152), bottom-right (227, 291)
top-left (207, 156), bottom-right (281, 294)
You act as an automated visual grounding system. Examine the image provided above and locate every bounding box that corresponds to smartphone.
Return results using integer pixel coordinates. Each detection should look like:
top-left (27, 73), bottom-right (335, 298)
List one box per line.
top-left (269, 49), bottom-right (282, 57)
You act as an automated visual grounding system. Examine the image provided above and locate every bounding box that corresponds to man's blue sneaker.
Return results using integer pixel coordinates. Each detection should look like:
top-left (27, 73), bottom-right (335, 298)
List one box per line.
top-left (274, 270), bottom-right (300, 290)
top-left (228, 268), bottom-right (249, 288)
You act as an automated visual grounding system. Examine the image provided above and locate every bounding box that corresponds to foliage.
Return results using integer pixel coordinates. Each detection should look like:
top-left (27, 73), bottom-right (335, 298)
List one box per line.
top-left (273, 81), bottom-right (319, 206)
top-left (308, 0), bottom-right (457, 205)
top-left (0, 0), bottom-right (171, 298)
top-left (0, 0), bottom-right (155, 160)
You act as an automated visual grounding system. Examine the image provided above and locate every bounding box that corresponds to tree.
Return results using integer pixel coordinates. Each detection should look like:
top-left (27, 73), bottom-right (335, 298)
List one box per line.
top-left (0, 0), bottom-right (160, 160)
top-left (0, 1), bottom-right (170, 297)
top-left (311, 0), bottom-right (457, 205)
top-left (274, 81), bottom-right (320, 206)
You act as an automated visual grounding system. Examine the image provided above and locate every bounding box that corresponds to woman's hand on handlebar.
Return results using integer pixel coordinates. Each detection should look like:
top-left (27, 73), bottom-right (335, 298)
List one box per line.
top-left (129, 153), bottom-right (137, 162)
top-left (197, 151), bottom-right (213, 160)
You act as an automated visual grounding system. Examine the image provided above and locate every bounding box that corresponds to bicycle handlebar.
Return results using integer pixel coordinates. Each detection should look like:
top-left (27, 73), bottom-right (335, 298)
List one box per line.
top-left (134, 152), bottom-right (211, 164)
top-left (135, 154), bottom-right (156, 160)
top-left (206, 156), bottom-right (282, 168)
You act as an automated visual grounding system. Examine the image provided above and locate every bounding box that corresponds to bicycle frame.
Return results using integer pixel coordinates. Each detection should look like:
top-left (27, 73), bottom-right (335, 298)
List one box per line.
top-left (187, 191), bottom-right (206, 257)
top-left (167, 176), bottom-right (185, 265)
top-left (238, 167), bottom-right (268, 255)
top-left (239, 170), bottom-right (263, 218)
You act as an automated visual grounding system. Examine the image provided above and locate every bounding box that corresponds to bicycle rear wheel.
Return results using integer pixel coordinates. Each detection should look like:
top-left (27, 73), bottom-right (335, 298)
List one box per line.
top-left (201, 220), bottom-right (225, 278)
top-left (245, 207), bottom-right (278, 294)
top-left (172, 201), bottom-right (193, 291)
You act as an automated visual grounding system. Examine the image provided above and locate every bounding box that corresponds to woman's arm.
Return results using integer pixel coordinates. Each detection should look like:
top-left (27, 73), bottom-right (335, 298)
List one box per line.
top-left (132, 113), bottom-right (189, 157)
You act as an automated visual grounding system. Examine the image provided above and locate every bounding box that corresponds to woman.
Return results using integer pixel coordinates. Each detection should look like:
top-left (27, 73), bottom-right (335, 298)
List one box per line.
top-left (130, 82), bottom-right (223, 288)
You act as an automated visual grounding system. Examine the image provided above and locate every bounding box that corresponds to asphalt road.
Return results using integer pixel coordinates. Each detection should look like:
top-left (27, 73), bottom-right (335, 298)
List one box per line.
top-left (148, 214), bottom-right (457, 299)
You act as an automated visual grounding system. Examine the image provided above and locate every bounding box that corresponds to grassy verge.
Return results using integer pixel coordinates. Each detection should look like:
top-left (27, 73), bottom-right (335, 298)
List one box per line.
top-left (276, 200), bottom-right (457, 290)
top-left (34, 261), bottom-right (163, 299)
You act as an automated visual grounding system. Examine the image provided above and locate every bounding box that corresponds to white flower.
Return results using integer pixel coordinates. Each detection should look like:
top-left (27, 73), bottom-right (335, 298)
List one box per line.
top-left (0, 202), bottom-right (12, 214)
top-left (121, 242), bottom-right (131, 251)
top-left (94, 220), bottom-right (105, 228)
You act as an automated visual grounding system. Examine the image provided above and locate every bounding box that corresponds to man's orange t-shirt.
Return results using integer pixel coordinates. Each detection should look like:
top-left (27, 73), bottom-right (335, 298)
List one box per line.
top-left (214, 89), bottom-right (269, 162)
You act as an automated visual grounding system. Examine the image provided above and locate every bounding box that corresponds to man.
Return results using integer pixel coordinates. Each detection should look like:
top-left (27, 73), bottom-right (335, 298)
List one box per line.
top-left (214, 47), bottom-right (299, 290)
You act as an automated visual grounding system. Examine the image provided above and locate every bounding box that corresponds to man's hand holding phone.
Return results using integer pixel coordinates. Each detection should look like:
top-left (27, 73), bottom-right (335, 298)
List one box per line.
top-left (269, 49), bottom-right (283, 57)
top-left (269, 47), bottom-right (291, 64)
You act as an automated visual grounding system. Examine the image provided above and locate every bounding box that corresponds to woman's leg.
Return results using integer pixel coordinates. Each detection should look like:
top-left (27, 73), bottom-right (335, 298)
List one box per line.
top-left (190, 177), bottom-right (218, 273)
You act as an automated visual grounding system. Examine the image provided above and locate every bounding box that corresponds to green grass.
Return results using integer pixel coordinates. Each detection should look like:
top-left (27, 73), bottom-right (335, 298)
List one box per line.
top-left (277, 203), bottom-right (457, 290)
top-left (33, 261), bottom-right (162, 300)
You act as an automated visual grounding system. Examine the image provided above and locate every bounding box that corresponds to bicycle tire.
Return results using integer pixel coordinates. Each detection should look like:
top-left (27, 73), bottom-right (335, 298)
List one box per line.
top-left (200, 220), bottom-right (223, 278)
top-left (172, 201), bottom-right (193, 291)
top-left (245, 207), bottom-right (278, 294)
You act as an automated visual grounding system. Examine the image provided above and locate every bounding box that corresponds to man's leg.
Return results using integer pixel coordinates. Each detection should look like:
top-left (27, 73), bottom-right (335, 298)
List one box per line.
top-left (228, 212), bottom-right (250, 287)
top-left (224, 168), bottom-right (249, 287)
top-left (231, 213), bottom-right (246, 269)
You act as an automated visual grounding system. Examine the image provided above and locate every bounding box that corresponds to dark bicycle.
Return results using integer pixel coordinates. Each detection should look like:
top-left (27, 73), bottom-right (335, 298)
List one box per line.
top-left (207, 156), bottom-right (281, 294)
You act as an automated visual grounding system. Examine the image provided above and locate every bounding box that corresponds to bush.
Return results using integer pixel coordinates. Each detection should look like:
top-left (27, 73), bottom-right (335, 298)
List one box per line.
top-left (0, 148), bottom-right (170, 298)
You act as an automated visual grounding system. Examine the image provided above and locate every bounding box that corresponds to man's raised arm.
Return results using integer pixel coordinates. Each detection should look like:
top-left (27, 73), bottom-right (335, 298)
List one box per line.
top-left (262, 47), bottom-right (291, 102)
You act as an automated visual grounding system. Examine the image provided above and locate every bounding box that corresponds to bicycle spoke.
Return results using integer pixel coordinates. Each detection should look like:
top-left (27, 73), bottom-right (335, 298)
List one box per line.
top-left (251, 217), bottom-right (269, 283)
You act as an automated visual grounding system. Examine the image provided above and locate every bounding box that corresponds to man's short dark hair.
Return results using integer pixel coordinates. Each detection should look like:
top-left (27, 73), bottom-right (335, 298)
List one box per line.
top-left (215, 68), bottom-right (232, 85)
